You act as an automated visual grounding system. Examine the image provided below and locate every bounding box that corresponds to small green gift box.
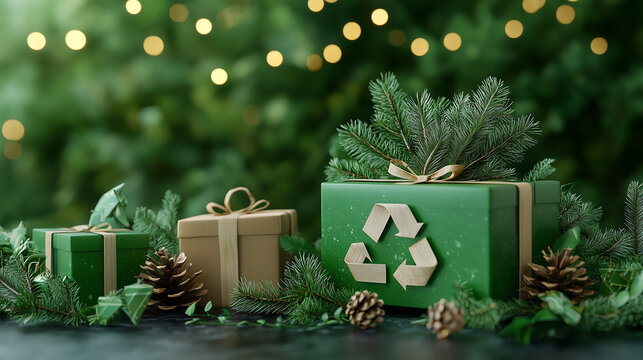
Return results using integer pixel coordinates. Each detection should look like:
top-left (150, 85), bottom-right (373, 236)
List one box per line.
top-left (33, 227), bottom-right (149, 304)
top-left (321, 180), bottom-right (559, 309)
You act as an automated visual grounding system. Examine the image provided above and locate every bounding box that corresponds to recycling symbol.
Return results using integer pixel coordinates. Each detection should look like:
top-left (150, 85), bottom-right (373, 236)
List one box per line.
top-left (344, 203), bottom-right (438, 290)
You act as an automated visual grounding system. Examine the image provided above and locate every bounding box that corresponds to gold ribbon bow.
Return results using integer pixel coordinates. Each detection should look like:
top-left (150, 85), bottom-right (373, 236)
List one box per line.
top-left (205, 187), bottom-right (270, 306)
top-left (387, 160), bottom-right (465, 183)
top-left (45, 223), bottom-right (129, 295)
top-left (206, 187), bottom-right (270, 216)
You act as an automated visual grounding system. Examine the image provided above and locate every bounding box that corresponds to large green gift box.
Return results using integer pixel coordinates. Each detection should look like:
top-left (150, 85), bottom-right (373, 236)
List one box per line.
top-left (321, 181), bottom-right (560, 308)
top-left (33, 228), bottom-right (149, 304)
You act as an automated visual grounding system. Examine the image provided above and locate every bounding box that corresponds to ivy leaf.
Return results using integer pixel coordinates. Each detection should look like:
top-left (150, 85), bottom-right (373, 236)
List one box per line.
top-left (89, 183), bottom-right (130, 228)
top-left (553, 227), bottom-right (581, 252)
top-left (185, 302), bottom-right (197, 316)
top-left (333, 307), bottom-right (343, 321)
top-left (120, 282), bottom-right (153, 325)
top-left (539, 291), bottom-right (581, 326)
top-left (629, 270), bottom-right (643, 298)
top-left (94, 294), bottom-right (124, 326)
top-left (204, 301), bottom-right (213, 313)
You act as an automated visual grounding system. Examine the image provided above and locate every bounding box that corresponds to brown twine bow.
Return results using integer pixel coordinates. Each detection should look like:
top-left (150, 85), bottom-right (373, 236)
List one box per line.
top-left (69, 223), bottom-right (114, 233)
top-left (388, 160), bottom-right (464, 183)
top-left (206, 187), bottom-right (270, 215)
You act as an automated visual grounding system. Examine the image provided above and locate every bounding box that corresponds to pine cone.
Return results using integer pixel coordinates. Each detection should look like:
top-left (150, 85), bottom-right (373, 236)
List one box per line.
top-left (137, 248), bottom-right (208, 311)
top-left (345, 290), bottom-right (385, 329)
top-left (523, 247), bottom-right (595, 304)
top-left (427, 298), bottom-right (465, 339)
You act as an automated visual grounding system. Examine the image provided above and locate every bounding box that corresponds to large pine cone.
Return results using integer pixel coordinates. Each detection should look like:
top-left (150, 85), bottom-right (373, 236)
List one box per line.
top-left (345, 290), bottom-right (385, 329)
top-left (137, 248), bottom-right (207, 311)
top-left (523, 247), bottom-right (595, 304)
top-left (427, 298), bottom-right (465, 339)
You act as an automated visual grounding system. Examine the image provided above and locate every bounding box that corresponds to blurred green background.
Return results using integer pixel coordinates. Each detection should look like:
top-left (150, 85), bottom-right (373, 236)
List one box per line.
top-left (0, 0), bottom-right (641, 239)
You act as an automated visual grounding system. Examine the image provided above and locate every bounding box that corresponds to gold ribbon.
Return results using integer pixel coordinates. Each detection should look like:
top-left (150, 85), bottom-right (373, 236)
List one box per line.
top-left (346, 160), bottom-right (533, 298)
top-left (388, 160), bottom-right (464, 183)
top-left (45, 223), bottom-right (129, 295)
top-left (206, 187), bottom-right (270, 306)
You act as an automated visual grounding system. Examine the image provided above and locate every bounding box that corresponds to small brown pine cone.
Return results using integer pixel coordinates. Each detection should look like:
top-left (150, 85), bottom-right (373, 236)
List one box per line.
top-left (522, 247), bottom-right (595, 304)
top-left (427, 298), bottom-right (465, 339)
top-left (137, 248), bottom-right (208, 311)
top-left (345, 290), bottom-right (385, 329)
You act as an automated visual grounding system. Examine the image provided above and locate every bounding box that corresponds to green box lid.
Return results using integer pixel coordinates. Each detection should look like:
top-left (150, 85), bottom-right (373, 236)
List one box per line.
top-left (33, 228), bottom-right (149, 252)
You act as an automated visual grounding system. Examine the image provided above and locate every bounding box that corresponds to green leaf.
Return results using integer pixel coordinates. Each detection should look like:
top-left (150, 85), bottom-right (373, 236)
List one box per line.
top-left (184, 318), bottom-right (200, 325)
top-left (121, 282), bottom-right (153, 325)
top-left (204, 301), bottom-right (213, 313)
top-left (185, 302), bottom-right (196, 316)
top-left (223, 308), bottom-right (231, 318)
top-left (89, 183), bottom-right (130, 228)
top-left (530, 308), bottom-right (558, 323)
top-left (613, 290), bottom-right (631, 308)
top-left (321, 313), bottom-right (329, 322)
top-left (94, 295), bottom-right (124, 326)
top-left (628, 270), bottom-right (643, 298)
top-left (333, 307), bottom-right (342, 321)
top-left (539, 291), bottom-right (581, 326)
top-left (499, 316), bottom-right (533, 345)
top-left (553, 227), bottom-right (581, 251)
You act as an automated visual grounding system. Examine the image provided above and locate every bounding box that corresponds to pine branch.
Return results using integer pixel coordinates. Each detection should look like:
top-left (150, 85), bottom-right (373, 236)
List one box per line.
top-left (578, 293), bottom-right (643, 332)
top-left (0, 259), bottom-right (87, 325)
top-left (231, 254), bottom-right (353, 324)
top-left (324, 158), bottom-right (384, 182)
top-left (625, 181), bottom-right (643, 254)
top-left (558, 187), bottom-right (602, 234)
top-left (578, 227), bottom-right (634, 260)
top-left (326, 74), bottom-right (540, 182)
top-left (523, 158), bottom-right (556, 182)
top-left (133, 190), bottom-right (182, 255)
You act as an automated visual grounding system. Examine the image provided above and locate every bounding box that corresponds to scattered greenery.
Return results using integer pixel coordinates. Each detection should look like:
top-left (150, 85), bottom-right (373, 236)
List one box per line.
top-left (185, 301), bottom-right (350, 330)
top-left (454, 284), bottom-right (535, 330)
top-left (326, 73), bottom-right (540, 182)
top-left (133, 190), bottom-right (182, 255)
top-left (231, 254), bottom-right (354, 324)
top-left (89, 281), bottom-right (153, 326)
top-left (0, 258), bottom-right (87, 325)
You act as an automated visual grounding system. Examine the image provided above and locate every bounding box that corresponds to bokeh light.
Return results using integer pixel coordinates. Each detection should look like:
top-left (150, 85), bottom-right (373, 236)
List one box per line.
top-left (27, 32), bottom-right (46, 51)
top-left (505, 20), bottom-right (524, 39)
top-left (325, 0), bottom-right (338, 3)
top-left (125, 0), bottom-right (142, 15)
top-left (266, 50), bottom-right (284, 67)
top-left (3, 142), bottom-right (22, 160)
top-left (411, 38), bottom-right (429, 56)
top-left (389, 30), bottom-right (406, 46)
top-left (443, 33), bottom-right (461, 51)
top-left (143, 36), bottom-right (164, 56)
top-left (323, 44), bottom-right (342, 63)
top-left (211, 68), bottom-right (228, 85)
top-left (371, 9), bottom-right (388, 26)
top-left (308, 0), bottom-right (324, 13)
top-left (590, 37), bottom-right (608, 55)
top-left (65, 30), bottom-right (86, 50)
top-left (2, 119), bottom-right (25, 141)
top-left (343, 22), bottom-right (361, 41)
top-left (306, 54), bottom-right (323, 71)
top-left (196, 18), bottom-right (213, 35)
top-left (169, 4), bottom-right (189, 22)
top-left (522, 0), bottom-right (545, 14)
top-left (556, 5), bottom-right (575, 24)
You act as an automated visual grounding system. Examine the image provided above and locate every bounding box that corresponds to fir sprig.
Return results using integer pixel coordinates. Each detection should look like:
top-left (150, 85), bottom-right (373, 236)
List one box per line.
top-left (625, 181), bottom-right (642, 254)
top-left (522, 158), bottom-right (556, 182)
top-left (454, 284), bottom-right (536, 330)
top-left (133, 190), bottom-right (181, 255)
top-left (558, 186), bottom-right (603, 234)
top-left (0, 259), bottom-right (87, 325)
top-left (327, 74), bottom-right (540, 181)
top-left (231, 254), bottom-right (354, 324)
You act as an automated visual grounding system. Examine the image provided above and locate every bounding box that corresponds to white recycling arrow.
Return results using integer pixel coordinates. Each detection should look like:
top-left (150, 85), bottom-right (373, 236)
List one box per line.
top-left (393, 237), bottom-right (438, 290)
top-left (344, 242), bottom-right (387, 284)
top-left (362, 203), bottom-right (423, 242)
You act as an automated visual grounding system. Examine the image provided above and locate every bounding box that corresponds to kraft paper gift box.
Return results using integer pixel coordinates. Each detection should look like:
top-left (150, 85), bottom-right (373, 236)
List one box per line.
top-left (177, 187), bottom-right (297, 307)
top-left (321, 180), bottom-right (560, 309)
top-left (33, 226), bottom-right (149, 304)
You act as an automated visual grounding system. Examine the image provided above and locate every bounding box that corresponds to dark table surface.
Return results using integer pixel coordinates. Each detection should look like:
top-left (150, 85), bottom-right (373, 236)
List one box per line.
top-left (1, 311), bottom-right (642, 360)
